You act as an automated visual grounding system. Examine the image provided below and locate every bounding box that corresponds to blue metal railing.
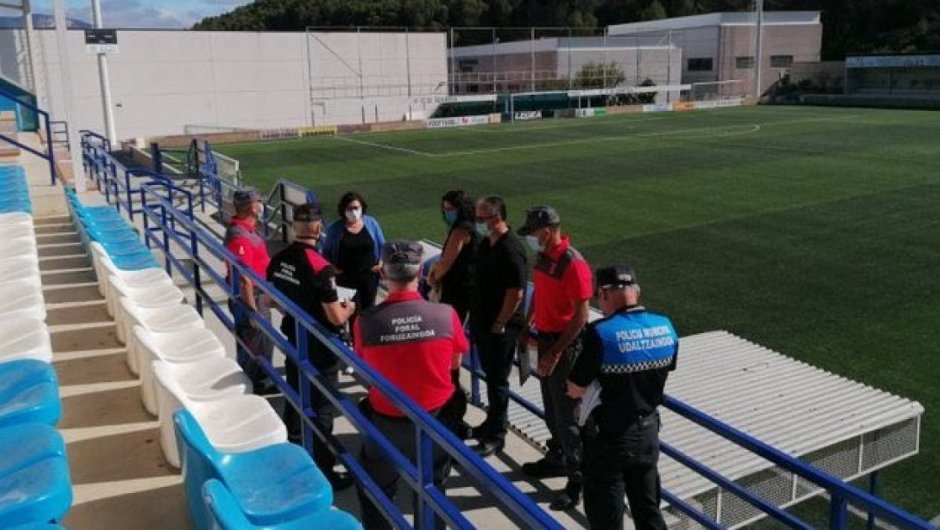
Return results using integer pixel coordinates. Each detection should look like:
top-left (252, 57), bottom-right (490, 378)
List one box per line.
top-left (85, 130), bottom-right (933, 530)
top-left (0, 87), bottom-right (57, 185)
top-left (91, 143), bottom-right (563, 529)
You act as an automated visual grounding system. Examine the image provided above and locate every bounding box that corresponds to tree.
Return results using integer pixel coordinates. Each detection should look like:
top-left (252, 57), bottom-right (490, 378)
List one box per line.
top-left (574, 61), bottom-right (627, 88)
top-left (640, 1), bottom-right (668, 20)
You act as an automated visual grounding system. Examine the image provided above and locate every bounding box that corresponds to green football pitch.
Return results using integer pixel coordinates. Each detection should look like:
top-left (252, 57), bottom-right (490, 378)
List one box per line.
top-left (220, 105), bottom-right (940, 519)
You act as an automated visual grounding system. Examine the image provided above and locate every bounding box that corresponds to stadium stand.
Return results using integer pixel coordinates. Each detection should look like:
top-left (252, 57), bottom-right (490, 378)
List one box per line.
top-left (0, 165), bottom-right (73, 527)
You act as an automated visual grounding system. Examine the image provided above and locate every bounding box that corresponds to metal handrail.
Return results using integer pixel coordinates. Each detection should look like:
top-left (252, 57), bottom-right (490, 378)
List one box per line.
top-left (0, 87), bottom-right (57, 184)
top-left (92, 151), bottom-right (563, 529)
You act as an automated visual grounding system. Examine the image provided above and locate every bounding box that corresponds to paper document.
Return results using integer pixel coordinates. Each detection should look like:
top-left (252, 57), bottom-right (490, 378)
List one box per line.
top-left (517, 341), bottom-right (538, 386)
top-left (337, 287), bottom-right (357, 303)
top-left (576, 381), bottom-right (602, 426)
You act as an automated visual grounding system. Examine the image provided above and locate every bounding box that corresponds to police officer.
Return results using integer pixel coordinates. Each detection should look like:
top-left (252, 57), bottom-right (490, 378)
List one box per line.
top-left (224, 188), bottom-right (273, 393)
top-left (517, 205), bottom-right (593, 510)
top-left (266, 202), bottom-right (356, 489)
top-left (354, 240), bottom-right (469, 530)
top-left (567, 265), bottom-right (677, 530)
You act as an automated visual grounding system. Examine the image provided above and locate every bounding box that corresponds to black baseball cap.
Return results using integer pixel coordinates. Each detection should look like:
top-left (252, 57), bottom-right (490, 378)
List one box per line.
top-left (232, 188), bottom-right (260, 210)
top-left (517, 205), bottom-right (561, 236)
top-left (383, 240), bottom-right (424, 265)
top-left (595, 265), bottom-right (638, 290)
top-left (293, 202), bottom-right (323, 223)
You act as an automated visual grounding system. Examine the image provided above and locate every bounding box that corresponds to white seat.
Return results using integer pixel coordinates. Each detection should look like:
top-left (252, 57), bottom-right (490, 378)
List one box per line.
top-left (135, 326), bottom-right (229, 415)
top-left (0, 316), bottom-right (52, 363)
top-left (118, 297), bottom-right (205, 374)
top-left (0, 258), bottom-right (41, 284)
top-left (153, 360), bottom-right (285, 468)
top-left (104, 269), bottom-right (176, 317)
top-left (107, 274), bottom-right (184, 322)
top-left (0, 212), bottom-right (33, 226)
top-left (89, 242), bottom-right (163, 297)
top-left (0, 237), bottom-right (38, 259)
top-left (0, 282), bottom-right (46, 321)
top-left (0, 223), bottom-right (35, 240)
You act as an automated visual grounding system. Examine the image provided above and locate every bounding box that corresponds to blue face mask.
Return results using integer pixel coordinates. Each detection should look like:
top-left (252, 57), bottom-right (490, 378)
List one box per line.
top-left (474, 222), bottom-right (491, 238)
top-left (526, 235), bottom-right (544, 252)
top-left (443, 210), bottom-right (459, 226)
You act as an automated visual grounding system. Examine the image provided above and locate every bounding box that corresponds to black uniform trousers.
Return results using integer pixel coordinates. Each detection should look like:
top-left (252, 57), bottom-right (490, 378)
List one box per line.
top-left (582, 413), bottom-right (667, 530)
top-left (538, 331), bottom-right (583, 485)
top-left (473, 322), bottom-right (521, 441)
top-left (229, 295), bottom-right (273, 388)
top-left (283, 331), bottom-right (339, 475)
top-left (357, 400), bottom-right (452, 530)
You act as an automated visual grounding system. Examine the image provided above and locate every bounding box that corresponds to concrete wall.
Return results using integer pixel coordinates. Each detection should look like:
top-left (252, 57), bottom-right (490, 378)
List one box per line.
top-left (0, 29), bottom-right (447, 139)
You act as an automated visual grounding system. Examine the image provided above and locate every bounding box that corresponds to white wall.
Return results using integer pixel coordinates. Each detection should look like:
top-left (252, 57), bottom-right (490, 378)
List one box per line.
top-left (0, 29), bottom-right (447, 139)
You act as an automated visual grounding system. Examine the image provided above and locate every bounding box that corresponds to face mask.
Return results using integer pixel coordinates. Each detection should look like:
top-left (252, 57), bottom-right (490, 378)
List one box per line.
top-left (474, 222), bottom-right (491, 238)
top-left (443, 210), bottom-right (459, 226)
top-left (345, 208), bottom-right (362, 222)
top-left (526, 235), bottom-right (544, 252)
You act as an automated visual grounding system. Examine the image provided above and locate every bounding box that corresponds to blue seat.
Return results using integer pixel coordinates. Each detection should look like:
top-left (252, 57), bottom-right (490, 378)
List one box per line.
top-left (203, 480), bottom-right (361, 530)
top-left (0, 423), bottom-right (66, 477)
top-left (0, 360), bottom-right (61, 428)
top-left (8, 523), bottom-right (66, 529)
top-left (174, 410), bottom-right (333, 530)
top-left (0, 457), bottom-right (72, 526)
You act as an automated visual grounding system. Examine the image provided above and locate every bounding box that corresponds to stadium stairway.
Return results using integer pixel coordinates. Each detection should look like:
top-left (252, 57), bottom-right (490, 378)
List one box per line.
top-left (7, 142), bottom-right (598, 528)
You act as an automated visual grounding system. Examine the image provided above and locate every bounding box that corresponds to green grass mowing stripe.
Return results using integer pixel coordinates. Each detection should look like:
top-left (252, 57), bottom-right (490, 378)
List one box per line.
top-left (219, 106), bottom-right (940, 517)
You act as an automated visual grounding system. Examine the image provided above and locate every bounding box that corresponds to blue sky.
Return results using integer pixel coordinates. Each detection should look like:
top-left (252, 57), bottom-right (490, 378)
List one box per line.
top-left (30, 0), bottom-right (250, 28)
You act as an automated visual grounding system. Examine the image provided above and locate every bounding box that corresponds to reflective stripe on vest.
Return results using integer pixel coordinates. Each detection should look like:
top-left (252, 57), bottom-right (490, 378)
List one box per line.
top-left (595, 311), bottom-right (678, 374)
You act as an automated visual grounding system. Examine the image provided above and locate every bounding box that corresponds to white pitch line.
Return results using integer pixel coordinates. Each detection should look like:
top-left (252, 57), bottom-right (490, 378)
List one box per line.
top-left (332, 134), bottom-right (435, 157)
top-left (430, 123), bottom-right (762, 157)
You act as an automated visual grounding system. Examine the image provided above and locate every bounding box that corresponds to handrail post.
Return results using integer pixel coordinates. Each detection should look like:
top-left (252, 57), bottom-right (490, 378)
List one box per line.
top-left (416, 427), bottom-right (437, 530)
top-left (830, 492), bottom-right (848, 530)
top-left (296, 322), bottom-right (314, 456)
top-left (42, 111), bottom-right (55, 185)
top-left (469, 341), bottom-right (481, 406)
top-left (190, 227), bottom-right (203, 316)
top-left (124, 170), bottom-right (134, 221)
top-left (867, 471), bottom-right (879, 530)
top-left (161, 201), bottom-right (171, 275)
top-left (141, 191), bottom-right (151, 249)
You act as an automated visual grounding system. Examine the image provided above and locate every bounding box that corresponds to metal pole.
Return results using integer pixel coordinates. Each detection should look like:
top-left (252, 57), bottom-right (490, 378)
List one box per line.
top-left (404, 27), bottom-right (412, 98)
top-left (53, 0), bottom-right (85, 190)
top-left (866, 471), bottom-right (879, 530)
top-left (91, 0), bottom-right (117, 148)
top-left (754, 0), bottom-right (765, 100)
top-left (22, 0), bottom-right (38, 94)
top-left (530, 27), bottom-right (535, 92)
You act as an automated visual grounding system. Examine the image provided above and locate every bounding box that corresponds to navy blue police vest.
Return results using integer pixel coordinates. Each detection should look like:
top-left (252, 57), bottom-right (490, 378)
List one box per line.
top-left (595, 310), bottom-right (678, 374)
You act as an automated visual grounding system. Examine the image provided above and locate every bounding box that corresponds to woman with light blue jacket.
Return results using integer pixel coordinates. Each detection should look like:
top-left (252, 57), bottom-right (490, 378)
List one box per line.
top-left (322, 191), bottom-right (386, 310)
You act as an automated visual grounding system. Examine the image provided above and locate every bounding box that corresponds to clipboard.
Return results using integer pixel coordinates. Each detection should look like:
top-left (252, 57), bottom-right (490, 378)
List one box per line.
top-left (517, 340), bottom-right (538, 386)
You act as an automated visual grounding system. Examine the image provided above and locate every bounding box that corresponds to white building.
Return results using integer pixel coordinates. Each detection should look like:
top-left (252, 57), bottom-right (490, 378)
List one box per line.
top-left (609, 11), bottom-right (822, 96)
top-left (0, 29), bottom-right (448, 138)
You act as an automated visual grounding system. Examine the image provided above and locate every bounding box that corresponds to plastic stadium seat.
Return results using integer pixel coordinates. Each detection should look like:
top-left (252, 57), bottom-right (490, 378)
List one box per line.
top-left (0, 282), bottom-right (46, 322)
top-left (203, 479), bottom-right (361, 530)
top-left (174, 410), bottom-right (333, 529)
top-left (118, 297), bottom-right (205, 373)
top-left (0, 237), bottom-right (38, 259)
top-left (0, 317), bottom-right (53, 364)
top-left (0, 423), bottom-right (66, 476)
top-left (0, 360), bottom-right (60, 428)
top-left (0, 457), bottom-right (72, 526)
top-left (0, 223), bottom-right (35, 240)
top-left (89, 243), bottom-right (160, 291)
top-left (155, 365), bottom-right (286, 468)
top-left (0, 212), bottom-right (33, 226)
top-left (135, 327), bottom-right (230, 415)
top-left (7, 524), bottom-right (67, 530)
top-left (0, 259), bottom-right (41, 286)
top-left (107, 274), bottom-right (184, 323)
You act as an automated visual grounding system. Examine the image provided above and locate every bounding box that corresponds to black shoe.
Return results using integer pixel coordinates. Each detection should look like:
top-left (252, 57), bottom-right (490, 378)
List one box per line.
top-left (455, 422), bottom-right (475, 441)
top-left (521, 457), bottom-right (566, 478)
top-left (326, 470), bottom-right (355, 491)
top-left (549, 490), bottom-right (581, 511)
top-left (252, 379), bottom-right (278, 396)
top-left (473, 438), bottom-right (505, 457)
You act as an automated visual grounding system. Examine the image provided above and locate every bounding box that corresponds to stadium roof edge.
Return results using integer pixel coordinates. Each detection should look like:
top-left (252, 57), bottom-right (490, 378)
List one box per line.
top-left (608, 10), bottom-right (821, 35)
top-left (451, 36), bottom-right (678, 57)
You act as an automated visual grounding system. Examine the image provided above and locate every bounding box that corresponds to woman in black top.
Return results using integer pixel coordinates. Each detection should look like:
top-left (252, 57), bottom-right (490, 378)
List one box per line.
top-left (428, 190), bottom-right (478, 322)
top-left (322, 192), bottom-right (385, 311)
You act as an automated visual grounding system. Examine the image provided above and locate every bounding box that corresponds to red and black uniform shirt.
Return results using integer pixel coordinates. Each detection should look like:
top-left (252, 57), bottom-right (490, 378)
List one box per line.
top-left (532, 236), bottom-right (593, 333)
top-left (354, 291), bottom-right (469, 417)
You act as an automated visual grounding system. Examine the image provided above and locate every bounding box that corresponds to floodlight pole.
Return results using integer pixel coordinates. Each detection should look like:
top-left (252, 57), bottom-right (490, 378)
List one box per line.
top-left (52, 0), bottom-right (85, 191)
top-left (91, 0), bottom-right (117, 147)
top-left (754, 0), bottom-right (765, 101)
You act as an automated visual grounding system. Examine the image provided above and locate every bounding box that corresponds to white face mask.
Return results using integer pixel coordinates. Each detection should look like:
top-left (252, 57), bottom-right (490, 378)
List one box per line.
top-left (345, 208), bottom-right (362, 222)
top-left (525, 235), bottom-right (544, 253)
